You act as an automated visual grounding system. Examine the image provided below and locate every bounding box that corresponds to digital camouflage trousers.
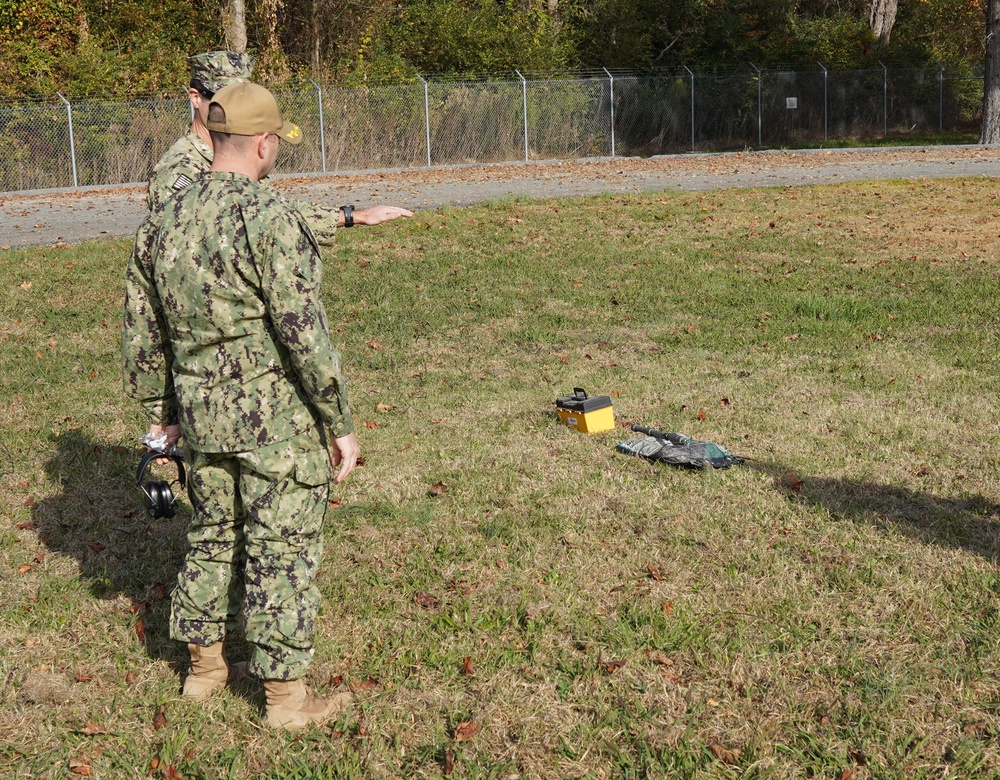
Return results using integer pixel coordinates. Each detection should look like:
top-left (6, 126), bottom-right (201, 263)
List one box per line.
top-left (170, 433), bottom-right (333, 680)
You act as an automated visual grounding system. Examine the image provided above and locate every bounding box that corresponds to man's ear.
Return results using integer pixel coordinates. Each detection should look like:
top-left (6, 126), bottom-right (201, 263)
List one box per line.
top-left (255, 134), bottom-right (270, 160)
top-left (188, 88), bottom-right (202, 109)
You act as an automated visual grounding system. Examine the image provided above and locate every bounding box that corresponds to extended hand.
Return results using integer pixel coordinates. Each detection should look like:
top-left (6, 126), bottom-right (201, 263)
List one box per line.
top-left (356, 205), bottom-right (413, 226)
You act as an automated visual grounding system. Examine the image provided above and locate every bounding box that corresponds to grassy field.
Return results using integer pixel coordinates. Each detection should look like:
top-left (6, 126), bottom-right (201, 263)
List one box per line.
top-left (2, 177), bottom-right (1000, 779)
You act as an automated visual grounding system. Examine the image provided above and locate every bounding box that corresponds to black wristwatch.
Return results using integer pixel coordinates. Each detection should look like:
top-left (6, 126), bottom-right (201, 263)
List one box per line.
top-left (340, 204), bottom-right (355, 228)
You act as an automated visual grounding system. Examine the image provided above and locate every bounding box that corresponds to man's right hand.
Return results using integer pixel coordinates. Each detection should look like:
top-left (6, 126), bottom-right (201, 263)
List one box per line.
top-left (331, 432), bottom-right (360, 483)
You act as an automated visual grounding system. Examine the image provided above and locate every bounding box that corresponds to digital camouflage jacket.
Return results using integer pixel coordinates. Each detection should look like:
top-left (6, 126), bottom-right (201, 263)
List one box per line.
top-left (123, 171), bottom-right (353, 451)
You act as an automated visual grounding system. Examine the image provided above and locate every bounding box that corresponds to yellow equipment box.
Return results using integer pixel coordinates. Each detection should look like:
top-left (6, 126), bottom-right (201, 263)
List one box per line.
top-left (556, 388), bottom-right (615, 433)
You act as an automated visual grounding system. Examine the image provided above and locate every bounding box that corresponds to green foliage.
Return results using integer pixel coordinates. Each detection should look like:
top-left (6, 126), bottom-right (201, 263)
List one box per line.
top-left (0, 0), bottom-right (989, 99)
top-left (0, 0), bottom-right (216, 97)
top-left (351, 0), bottom-right (576, 78)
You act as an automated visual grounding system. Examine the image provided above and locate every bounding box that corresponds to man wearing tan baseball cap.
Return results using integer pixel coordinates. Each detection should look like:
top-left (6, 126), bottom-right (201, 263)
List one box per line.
top-left (145, 52), bottom-right (412, 240)
top-left (124, 81), bottom-right (362, 730)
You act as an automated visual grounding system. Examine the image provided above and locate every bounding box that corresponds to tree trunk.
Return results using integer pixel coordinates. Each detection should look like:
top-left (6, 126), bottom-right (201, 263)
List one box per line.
top-left (982, 0), bottom-right (1000, 142)
top-left (225, 0), bottom-right (248, 53)
top-left (868, 0), bottom-right (898, 47)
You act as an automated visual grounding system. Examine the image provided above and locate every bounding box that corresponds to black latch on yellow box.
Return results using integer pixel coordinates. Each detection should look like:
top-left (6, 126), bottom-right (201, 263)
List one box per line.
top-left (556, 387), bottom-right (615, 433)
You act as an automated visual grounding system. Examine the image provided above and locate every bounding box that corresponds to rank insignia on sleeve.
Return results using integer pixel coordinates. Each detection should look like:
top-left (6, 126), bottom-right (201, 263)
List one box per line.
top-left (171, 174), bottom-right (194, 191)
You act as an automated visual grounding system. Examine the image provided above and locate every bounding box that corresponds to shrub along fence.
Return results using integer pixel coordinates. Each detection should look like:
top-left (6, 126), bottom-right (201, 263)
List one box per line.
top-left (0, 64), bottom-right (984, 194)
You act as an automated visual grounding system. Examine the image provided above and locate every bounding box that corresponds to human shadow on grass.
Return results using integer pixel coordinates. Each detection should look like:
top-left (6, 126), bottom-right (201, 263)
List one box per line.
top-left (34, 429), bottom-right (190, 665)
top-left (36, 429), bottom-right (266, 707)
top-left (747, 460), bottom-right (1000, 564)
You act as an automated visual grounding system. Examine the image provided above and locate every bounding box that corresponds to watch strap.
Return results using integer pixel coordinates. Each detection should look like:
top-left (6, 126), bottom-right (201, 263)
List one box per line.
top-left (341, 204), bottom-right (355, 227)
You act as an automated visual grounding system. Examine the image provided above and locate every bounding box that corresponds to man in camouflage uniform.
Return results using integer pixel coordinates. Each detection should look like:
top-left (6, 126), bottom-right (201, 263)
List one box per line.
top-left (147, 50), bottom-right (411, 243)
top-left (123, 82), bottom-right (358, 729)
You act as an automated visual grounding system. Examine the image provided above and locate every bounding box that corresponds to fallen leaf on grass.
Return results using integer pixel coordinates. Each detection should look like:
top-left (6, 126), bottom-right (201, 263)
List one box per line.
top-left (414, 591), bottom-right (440, 609)
top-left (153, 705), bottom-right (167, 731)
top-left (18, 564), bottom-right (33, 574)
top-left (68, 757), bottom-right (91, 775)
top-left (161, 764), bottom-right (183, 780)
top-left (375, 403), bottom-right (391, 413)
top-left (782, 472), bottom-right (804, 493)
top-left (848, 748), bottom-right (867, 766)
top-left (329, 498), bottom-right (342, 509)
top-left (75, 673), bottom-right (92, 683)
top-left (645, 562), bottom-right (663, 581)
top-left (841, 769), bottom-right (856, 780)
top-left (708, 739), bottom-right (741, 765)
top-left (351, 676), bottom-right (379, 691)
top-left (646, 651), bottom-right (674, 666)
top-left (696, 410), bottom-right (707, 421)
top-left (24, 496), bottom-right (38, 508)
top-left (602, 660), bottom-right (626, 674)
top-left (963, 719), bottom-right (990, 737)
top-left (363, 420), bottom-right (378, 429)
top-left (16, 521), bottom-right (36, 530)
top-left (460, 657), bottom-right (475, 676)
top-left (134, 619), bottom-right (146, 644)
top-left (79, 722), bottom-right (107, 735)
top-left (88, 543), bottom-right (105, 553)
top-left (443, 748), bottom-right (455, 775)
top-left (453, 719), bottom-right (479, 741)
top-left (428, 481), bottom-right (447, 497)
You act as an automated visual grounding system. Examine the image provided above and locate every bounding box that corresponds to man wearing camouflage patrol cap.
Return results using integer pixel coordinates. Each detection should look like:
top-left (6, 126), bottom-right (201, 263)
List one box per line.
top-left (146, 51), bottom-right (412, 241)
top-left (124, 81), bottom-right (360, 730)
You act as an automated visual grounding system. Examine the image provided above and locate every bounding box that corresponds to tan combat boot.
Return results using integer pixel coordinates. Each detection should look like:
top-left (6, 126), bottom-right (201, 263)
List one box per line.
top-left (264, 678), bottom-right (352, 729)
top-left (182, 642), bottom-right (239, 701)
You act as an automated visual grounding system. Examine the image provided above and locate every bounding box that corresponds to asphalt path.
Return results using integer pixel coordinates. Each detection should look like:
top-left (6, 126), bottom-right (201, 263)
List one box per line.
top-left (1, 145), bottom-right (998, 249)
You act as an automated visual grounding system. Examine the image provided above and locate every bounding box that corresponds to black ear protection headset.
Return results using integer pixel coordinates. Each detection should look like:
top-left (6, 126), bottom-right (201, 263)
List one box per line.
top-left (135, 450), bottom-right (187, 519)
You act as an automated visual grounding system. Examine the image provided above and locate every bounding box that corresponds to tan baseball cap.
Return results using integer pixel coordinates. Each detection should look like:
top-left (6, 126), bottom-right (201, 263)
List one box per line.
top-left (205, 82), bottom-right (303, 145)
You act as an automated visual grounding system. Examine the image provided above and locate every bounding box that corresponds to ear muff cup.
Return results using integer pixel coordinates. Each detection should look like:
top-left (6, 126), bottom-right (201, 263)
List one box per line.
top-left (136, 449), bottom-right (187, 520)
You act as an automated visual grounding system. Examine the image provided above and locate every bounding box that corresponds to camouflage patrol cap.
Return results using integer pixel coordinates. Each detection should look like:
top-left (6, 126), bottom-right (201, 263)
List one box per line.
top-left (187, 51), bottom-right (255, 96)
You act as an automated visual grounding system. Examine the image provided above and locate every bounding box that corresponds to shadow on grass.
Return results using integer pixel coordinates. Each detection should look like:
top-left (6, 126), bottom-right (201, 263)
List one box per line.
top-left (748, 461), bottom-right (1000, 564)
top-left (34, 428), bottom-right (189, 665)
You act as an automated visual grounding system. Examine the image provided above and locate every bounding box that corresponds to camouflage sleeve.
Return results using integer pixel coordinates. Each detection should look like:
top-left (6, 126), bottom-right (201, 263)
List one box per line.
top-left (261, 212), bottom-right (354, 438)
top-left (121, 220), bottom-right (179, 425)
top-left (287, 199), bottom-right (340, 247)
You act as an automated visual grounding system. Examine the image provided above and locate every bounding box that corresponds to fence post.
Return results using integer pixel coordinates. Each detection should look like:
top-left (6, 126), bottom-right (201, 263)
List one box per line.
top-left (416, 73), bottom-right (432, 168)
top-left (817, 62), bottom-right (828, 142)
top-left (751, 63), bottom-right (762, 147)
top-left (515, 70), bottom-right (529, 162)
top-left (56, 93), bottom-right (78, 188)
top-left (878, 60), bottom-right (888, 136)
top-left (938, 61), bottom-right (944, 132)
top-left (309, 79), bottom-right (327, 174)
top-left (602, 67), bottom-right (616, 157)
top-left (684, 65), bottom-right (695, 151)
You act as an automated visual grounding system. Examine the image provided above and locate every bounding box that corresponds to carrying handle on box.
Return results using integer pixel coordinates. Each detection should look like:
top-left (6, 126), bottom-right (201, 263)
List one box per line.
top-left (573, 387), bottom-right (588, 399)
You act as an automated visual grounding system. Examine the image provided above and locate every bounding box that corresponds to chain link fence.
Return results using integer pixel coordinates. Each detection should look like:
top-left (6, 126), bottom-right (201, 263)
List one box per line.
top-left (0, 64), bottom-right (985, 194)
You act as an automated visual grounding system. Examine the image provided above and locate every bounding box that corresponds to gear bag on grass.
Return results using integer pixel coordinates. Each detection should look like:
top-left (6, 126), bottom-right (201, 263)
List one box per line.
top-left (616, 426), bottom-right (744, 469)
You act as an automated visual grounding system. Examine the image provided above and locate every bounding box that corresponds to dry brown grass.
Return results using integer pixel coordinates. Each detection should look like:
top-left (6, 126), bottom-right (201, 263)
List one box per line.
top-left (3, 178), bottom-right (1000, 777)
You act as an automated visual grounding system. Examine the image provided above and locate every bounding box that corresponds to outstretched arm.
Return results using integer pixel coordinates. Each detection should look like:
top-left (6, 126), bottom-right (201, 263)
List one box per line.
top-left (353, 204), bottom-right (413, 225)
